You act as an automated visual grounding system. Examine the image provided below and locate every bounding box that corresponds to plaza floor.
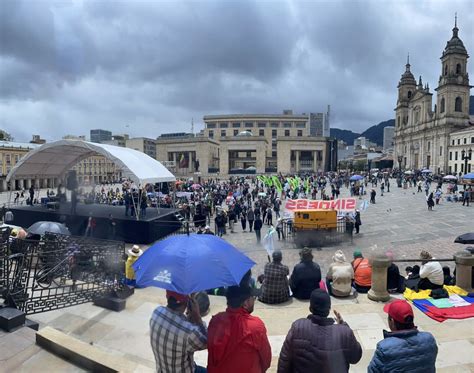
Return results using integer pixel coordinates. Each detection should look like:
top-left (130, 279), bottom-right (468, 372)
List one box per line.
top-left (1, 181), bottom-right (473, 372)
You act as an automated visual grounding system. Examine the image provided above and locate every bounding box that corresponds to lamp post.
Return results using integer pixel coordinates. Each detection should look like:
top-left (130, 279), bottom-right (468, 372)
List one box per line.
top-left (461, 148), bottom-right (472, 191)
top-left (397, 155), bottom-right (403, 187)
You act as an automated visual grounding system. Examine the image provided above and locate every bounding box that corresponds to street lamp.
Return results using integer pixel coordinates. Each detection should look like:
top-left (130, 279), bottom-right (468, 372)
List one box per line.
top-left (461, 148), bottom-right (472, 175)
top-left (397, 155), bottom-right (403, 187)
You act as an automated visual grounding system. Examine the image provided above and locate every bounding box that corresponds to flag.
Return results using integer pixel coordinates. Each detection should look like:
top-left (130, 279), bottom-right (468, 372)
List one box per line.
top-left (272, 176), bottom-right (282, 193)
top-left (360, 200), bottom-right (369, 211)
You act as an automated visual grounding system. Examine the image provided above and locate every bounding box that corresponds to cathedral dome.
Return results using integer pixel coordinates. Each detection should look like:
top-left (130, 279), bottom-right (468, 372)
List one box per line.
top-left (442, 25), bottom-right (468, 57)
top-left (399, 62), bottom-right (416, 86)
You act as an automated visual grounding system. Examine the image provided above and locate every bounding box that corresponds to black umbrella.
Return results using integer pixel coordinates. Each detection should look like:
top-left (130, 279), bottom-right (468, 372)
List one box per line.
top-left (27, 221), bottom-right (71, 236)
top-left (454, 233), bottom-right (474, 245)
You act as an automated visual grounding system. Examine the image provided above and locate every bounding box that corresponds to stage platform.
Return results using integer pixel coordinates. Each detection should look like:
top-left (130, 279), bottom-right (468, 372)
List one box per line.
top-left (8, 202), bottom-right (182, 244)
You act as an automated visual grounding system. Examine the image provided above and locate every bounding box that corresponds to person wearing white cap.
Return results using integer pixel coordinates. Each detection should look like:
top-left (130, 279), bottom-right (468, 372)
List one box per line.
top-left (125, 245), bottom-right (143, 287)
top-left (326, 250), bottom-right (354, 297)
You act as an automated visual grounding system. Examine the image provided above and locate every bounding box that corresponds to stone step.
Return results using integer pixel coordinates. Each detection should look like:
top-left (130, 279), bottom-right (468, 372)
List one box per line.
top-left (36, 326), bottom-right (140, 373)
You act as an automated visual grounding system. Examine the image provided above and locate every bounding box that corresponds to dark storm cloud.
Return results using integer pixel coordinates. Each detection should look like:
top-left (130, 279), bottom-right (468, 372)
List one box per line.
top-left (0, 0), bottom-right (473, 141)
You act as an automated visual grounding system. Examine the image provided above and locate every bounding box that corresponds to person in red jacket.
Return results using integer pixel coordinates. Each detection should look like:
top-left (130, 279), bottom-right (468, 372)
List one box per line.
top-left (207, 285), bottom-right (272, 373)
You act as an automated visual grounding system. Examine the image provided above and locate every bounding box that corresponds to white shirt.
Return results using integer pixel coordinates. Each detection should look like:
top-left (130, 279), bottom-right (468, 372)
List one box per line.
top-left (420, 261), bottom-right (444, 286)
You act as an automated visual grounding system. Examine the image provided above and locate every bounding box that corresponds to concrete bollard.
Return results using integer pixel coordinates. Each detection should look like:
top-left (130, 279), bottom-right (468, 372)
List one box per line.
top-left (454, 251), bottom-right (474, 292)
top-left (368, 255), bottom-right (391, 302)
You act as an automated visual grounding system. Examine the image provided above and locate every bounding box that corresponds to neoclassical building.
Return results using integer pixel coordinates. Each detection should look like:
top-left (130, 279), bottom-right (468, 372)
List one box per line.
top-left (393, 20), bottom-right (471, 173)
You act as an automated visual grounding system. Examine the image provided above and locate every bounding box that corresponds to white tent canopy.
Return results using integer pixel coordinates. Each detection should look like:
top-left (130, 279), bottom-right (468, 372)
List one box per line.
top-left (6, 140), bottom-right (176, 185)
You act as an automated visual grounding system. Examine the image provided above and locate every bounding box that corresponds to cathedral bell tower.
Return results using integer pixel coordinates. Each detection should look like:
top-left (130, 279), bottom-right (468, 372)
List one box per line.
top-left (395, 54), bottom-right (416, 129)
top-left (435, 16), bottom-right (471, 124)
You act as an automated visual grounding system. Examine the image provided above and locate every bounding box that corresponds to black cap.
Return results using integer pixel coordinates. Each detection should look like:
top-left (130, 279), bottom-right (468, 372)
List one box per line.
top-left (226, 285), bottom-right (261, 305)
top-left (310, 289), bottom-right (331, 317)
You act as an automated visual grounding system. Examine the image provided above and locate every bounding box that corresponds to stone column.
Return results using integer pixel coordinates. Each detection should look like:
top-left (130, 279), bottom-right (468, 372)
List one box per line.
top-left (18, 179), bottom-right (24, 190)
top-left (25, 179), bottom-right (31, 189)
top-left (295, 151), bottom-right (300, 173)
top-left (1, 179), bottom-right (6, 192)
top-left (368, 255), bottom-right (391, 302)
top-left (313, 151), bottom-right (318, 173)
top-left (454, 251), bottom-right (474, 292)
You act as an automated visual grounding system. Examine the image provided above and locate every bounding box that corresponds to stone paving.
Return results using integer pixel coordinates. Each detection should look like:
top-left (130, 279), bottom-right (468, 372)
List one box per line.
top-left (2, 180), bottom-right (474, 371)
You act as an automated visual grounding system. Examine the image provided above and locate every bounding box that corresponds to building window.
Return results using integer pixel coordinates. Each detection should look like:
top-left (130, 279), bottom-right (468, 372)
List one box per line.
top-left (439, 146), bottom-right (442, 156)
top-left (444, 64), bottom-right (448, 76)
top-left (270, 122), bottom-right (279, 128)
top-left (407, 91), bottom-right (412, 99)
top-left (234, 130), bottom-right (239, 136)
top-left (456, 63), bottom-right (461, 74)
top-left (220, 122), bottom-right (228, 128)
top-left (458, 139), bottom-right (461, 145)
top-left (232, 122), bottom-right (241, 128)
top-left (397, 116), bottom-right (401, 127)
top-left (471, 137), bottom-right (474, 144)
top-left (272, 151), bottom-right (277, 157)
top-left (221, 130), bottom-right (226, 137)
top-left (257, 122), bottom-right (266, 128)
top-left (296, 123), bottom-right (306, 128)
top-left (259, 129), bottom-right (265, 136)
top-left (452, 139), bottom-right (455, 145)
top-left (427, 142), bottom-right (430, 151)
top-left (440, 98), bottom-right (445, 113)
top-left (297, 130), bottom-right (303, 137)
top-left (455, 151), bottom-right (458, 160)
top-left (455, 97), bottom-right (462, 112)
top-left (283, 122), bottom-right (292, 128)
top-left (272, 130), bottom-right (277, 138)
top-left (464, 138), bottom-right (467, 144)
top-left (449, 151), bottom-right (452, 161)
top-left (207, 123), bottom-right (216, 129)
top-left (244, 122), bottom-right (253, 128)
top-left (209, 130), bottom-right (214, 139)
top-left (284, 130), bottom-right (290, 136)
top-left (454, 163), bottom-right (458, 173)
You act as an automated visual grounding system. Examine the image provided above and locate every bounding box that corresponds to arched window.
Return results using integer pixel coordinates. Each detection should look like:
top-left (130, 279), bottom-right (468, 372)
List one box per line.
top-left (455, 97), bottom-right (462, 112)
top-left (397, 116), bottom-right (401, 127)
top-left (444, 64), bottom-right (448, 76)
top-left (456, 63), bottom-right (461, 74)
top-left (440, 98), bottom-right (445, 113)
top-left (407, 91), bottom-right (412, 99)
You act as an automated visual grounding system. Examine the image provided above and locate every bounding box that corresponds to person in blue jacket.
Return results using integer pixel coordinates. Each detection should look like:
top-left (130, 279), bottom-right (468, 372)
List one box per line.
top-left (368, 299), bottom-right (438, 372)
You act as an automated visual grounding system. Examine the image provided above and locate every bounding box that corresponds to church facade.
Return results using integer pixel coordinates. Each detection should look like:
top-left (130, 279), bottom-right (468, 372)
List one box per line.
top-left (393, 20), bottom-right (471, 174)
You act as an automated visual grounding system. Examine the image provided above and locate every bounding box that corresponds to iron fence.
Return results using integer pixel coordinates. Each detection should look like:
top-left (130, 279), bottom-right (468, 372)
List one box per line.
top-left (1, 229), bottom-right (126, 315)
top-left (281, 219), bottom-right (348, 248)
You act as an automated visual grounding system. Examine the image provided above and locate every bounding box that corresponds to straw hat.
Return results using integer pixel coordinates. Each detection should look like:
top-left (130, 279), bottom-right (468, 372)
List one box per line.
top-left (128, 245), bottom-right (143, 257)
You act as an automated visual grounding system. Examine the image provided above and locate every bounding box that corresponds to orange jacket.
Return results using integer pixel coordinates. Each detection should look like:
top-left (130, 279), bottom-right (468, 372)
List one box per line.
top-left (353, 258), bottom-right (372, 287)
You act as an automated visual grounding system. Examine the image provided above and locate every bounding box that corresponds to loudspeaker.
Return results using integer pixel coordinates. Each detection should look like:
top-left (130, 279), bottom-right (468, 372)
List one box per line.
top-left (66, 170), bottom-right (78, 190)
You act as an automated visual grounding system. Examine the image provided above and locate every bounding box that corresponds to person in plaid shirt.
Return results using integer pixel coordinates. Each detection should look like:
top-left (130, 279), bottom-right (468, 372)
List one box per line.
top-left (259, 251), bottom-right (290, 304)
top-left (150, 290), bottom-right (208, 373)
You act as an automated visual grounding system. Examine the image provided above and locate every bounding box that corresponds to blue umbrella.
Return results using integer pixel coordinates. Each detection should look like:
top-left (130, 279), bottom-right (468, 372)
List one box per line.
top-left (132, 234), bottom-right (256, 294)
top-left (421, 169), bottom-right (432, 174)
top-left (349, 175), bottom-right (364, 181)
top-left (462, 172), bottom-right (474, 180)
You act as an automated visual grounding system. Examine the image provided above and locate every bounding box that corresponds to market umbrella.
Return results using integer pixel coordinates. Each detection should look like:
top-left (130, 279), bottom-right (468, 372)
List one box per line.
top-left (133, 234), bottom-right (256, 294)
top-left (421, 169), bottom-right (433, 174)
top-left (191, 183), bottom-right (202, 190)
top-left (349, 175), bottom-right (364, 181)
top-left (462, 173), bottom-right (474, 180)
top-left (454, 233), bottom-right (474, 245)
top-left (443, 175), bottom-right (458, 180)
top-left (404, 171), bottom-right (414, 175)
top-left (27, 221), bottom-right (71, 236)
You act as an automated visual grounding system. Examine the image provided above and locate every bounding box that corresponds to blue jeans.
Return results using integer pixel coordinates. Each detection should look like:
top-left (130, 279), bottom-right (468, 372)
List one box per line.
top-left (195, 366), bottom-right (207, 373)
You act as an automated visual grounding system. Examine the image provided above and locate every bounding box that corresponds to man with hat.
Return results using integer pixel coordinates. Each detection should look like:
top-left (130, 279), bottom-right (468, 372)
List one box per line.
top-left (289, 247), bottom-right (322, 300)
top-left (419, 250), bottom-right (444, 290)
top-left (368, 299), bottom-right (438, 372)
top-left (125, 245), bottom-right (143, 287)
top-left (278, 288), bottom-right (362, 372)
top-left (150, 290), bottom-right (207, 373)
top-left (259, 250), bottom-right (290, 304)
top-left (326, 250), bottom-right (353, 297)
top-left (207, 285), bottom-right (271, 373)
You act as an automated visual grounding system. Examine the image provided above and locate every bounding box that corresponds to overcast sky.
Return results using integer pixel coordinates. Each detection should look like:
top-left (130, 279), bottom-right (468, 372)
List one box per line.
top-left (1, 0), bottom-right (473, 142)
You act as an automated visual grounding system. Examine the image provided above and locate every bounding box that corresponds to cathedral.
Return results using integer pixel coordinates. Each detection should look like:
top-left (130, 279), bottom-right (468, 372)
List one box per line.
top-left (393, 18), bottom-right (471, 174)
